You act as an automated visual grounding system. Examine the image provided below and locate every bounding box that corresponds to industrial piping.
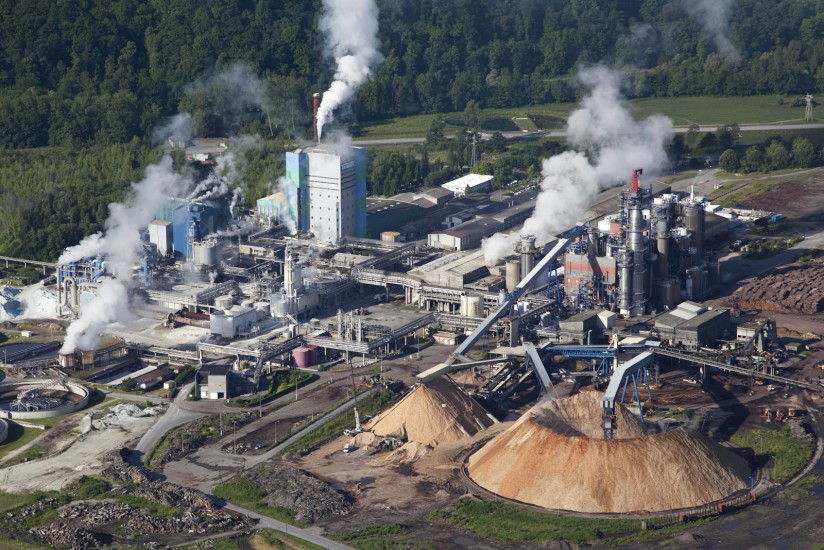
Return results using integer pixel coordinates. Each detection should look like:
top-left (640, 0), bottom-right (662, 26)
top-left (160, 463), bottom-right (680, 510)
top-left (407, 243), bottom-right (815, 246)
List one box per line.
top-left (451, 226), bottom-right (585, 362)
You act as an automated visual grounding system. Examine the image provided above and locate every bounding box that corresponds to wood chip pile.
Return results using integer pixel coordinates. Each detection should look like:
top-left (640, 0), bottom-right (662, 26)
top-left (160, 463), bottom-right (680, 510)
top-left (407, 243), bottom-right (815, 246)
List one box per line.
top-left (366, 376), bottom-right (494, 447)
top-left (731, 266), bottom-right (824, 314)
top-left (468, 392), bottom-right (750, 513)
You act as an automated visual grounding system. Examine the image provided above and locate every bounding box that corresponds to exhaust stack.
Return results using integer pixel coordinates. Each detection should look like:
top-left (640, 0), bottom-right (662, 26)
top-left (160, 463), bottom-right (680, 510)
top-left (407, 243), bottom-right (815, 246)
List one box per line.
top-left (631, 168), bottom-right (643, 193)
top-left (312, 93), bottom-right (321, 144)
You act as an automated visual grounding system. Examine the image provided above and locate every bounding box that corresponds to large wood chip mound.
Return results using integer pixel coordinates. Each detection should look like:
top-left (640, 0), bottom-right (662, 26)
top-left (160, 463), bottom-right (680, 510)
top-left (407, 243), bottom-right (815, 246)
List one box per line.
top-left (468, 392), bottom-right (750, 513)
top-left (731, 265), bottom-right (824, 314)
top-left (366, 376), bottom-right (494, 447)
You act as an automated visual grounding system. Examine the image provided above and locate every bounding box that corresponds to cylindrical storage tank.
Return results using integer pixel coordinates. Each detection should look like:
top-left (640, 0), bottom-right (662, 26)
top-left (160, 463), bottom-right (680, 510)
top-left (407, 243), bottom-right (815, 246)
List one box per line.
top-left (305, 344), bottom-right (318, 366)
top-left (381, 231), bottom-right (401, 243)
top-left (686, 267), bottom-right (708, 299)
top-left (293, 347), bottom-right (311, 368)
top-left (466, 296), bottom-right (483, 318)
top-left (241, 299), bottom-right (255, 308)
top-left (197, 242), bottom-right (219, 267)
top-left (215, 295), bottom-right (233, 309)
top-left (254, 301), bottom-right (270, 312)
top-left (654, 278), bottom-right (679, 310)
top-left (506, 260), bottom-right (521, 292)
top-left (683, 204), bottom-right (705, 260)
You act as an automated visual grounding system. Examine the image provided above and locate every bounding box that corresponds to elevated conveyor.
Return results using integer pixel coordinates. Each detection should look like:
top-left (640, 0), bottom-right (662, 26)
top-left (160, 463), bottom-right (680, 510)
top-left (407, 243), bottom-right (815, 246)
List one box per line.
top-left (452, 227), bottom-right (584, 362)
top-left (601, 351), bottom-right (654, 439)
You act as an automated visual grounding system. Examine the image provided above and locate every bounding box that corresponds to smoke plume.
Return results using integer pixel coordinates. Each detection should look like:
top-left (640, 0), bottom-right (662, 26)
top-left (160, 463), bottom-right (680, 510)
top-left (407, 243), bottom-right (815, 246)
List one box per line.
top-left (681, 0), bottom-right (738, 60)
top-left (482, 66), bottom-right (673, 265)
top-left (275, 176), bottom-right (299, 233)
top-left (60, 157), bottom-right (193, 352)
top-left (316, 0), bottom-right (383, 140)
top-left (152, 113), bottom-right (193, 146)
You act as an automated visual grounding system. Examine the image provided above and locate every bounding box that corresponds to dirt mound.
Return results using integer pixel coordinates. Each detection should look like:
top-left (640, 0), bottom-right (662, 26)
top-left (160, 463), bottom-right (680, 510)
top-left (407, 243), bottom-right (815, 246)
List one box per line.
top-left (468, 394), bottom-right (750, 513)
top-left (366, 377), bottom-right (494, 447)
top-left (730, 266), bottom-right (824, 314)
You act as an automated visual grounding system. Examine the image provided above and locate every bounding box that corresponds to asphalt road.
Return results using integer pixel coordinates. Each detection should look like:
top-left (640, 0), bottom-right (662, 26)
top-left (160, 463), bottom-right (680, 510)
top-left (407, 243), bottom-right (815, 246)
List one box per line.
top-left (128, 382), bottom-right (204, 466)
top-left (353, 122), bottom-right (824, 146)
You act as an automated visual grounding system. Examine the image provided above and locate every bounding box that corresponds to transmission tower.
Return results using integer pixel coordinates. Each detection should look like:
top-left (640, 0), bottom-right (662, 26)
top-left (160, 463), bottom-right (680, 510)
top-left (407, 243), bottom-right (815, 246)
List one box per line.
top-left (805, 94), bottom-right (814, 122)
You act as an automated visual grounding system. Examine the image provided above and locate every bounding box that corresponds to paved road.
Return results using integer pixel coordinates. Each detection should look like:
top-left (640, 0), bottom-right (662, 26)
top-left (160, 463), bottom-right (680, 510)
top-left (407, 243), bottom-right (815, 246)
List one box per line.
top-left (353, 123), bottom-right (824, 146)
top-left (162, 387), bottom-right (375, 493)
top-left (128, 382), bottom-right (205, 466)
top-left (223, 503), bottom-right (353, 550)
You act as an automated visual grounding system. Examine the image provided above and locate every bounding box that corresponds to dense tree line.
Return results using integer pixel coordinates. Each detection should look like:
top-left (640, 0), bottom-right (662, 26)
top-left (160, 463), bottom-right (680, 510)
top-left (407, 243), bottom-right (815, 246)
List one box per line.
top-left (0, 141), bottom-right (163, 260)
top-left (1, 0), bottom-right (824, 148)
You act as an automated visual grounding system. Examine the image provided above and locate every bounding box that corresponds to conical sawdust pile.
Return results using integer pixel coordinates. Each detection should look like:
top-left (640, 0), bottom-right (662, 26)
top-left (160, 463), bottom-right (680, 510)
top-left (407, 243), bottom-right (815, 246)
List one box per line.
top-left (448, 367), bottom-right (488, 388)
top-left (468, 392), bottom-right (750, 513)
top-left (366, 376), bottom-right (494, 447)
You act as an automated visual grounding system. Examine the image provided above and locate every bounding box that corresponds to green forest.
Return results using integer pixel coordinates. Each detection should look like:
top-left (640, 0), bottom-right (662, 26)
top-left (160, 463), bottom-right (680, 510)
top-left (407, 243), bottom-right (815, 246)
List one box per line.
top-left (1, 0), bottom-right (824, 261)
top-left (0, 0), bottom-right (823, 147)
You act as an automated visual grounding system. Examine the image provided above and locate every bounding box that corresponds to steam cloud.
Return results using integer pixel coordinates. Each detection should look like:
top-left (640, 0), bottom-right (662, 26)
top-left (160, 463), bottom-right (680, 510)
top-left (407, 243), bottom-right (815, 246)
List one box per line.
top-left (681, 0), bottom-right (738, 60)
top-left (482, 66), bottom-right (673, 265)
top-left (316, 0), bottom-right (383, 140)
top-left (152, 113), bottom-right (193, 146)
top-left (59, 157), bottom-right (194, 353)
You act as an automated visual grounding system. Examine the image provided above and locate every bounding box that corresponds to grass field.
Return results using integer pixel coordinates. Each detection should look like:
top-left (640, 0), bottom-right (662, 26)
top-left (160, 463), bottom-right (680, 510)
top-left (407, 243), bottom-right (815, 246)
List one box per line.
top-left (731, 425), bottom-right (813, 482)
top-left (356, 95), bottom-right (819, 141)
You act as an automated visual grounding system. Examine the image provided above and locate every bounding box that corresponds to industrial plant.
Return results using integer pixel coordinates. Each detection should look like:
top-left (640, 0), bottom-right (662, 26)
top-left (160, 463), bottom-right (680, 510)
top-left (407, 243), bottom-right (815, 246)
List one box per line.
top-left (0, 93), bottom-right (821, 550)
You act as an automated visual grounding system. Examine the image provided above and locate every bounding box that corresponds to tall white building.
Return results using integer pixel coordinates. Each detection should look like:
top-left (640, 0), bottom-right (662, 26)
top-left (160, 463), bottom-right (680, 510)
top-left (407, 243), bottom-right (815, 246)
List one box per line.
top-left (285, 146), bottom-right (367, 243)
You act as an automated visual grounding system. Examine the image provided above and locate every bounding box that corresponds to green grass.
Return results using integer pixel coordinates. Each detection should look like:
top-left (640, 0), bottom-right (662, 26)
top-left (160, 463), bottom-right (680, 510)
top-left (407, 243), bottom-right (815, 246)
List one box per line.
top-left (731, 425), bottom-right (813, 482)
top-left (428, 500), bottom-right (640, 544)
top-left (0, 423), bottom-right (46, 462)
top-left (330, 524), bottom-right (438, 549)
top-left (781, 473), bottom-right (824, 498)
top-left (0, 491), bottom-right (41, 513)
top-left (212, 476), bottom-right (305, 526)
top-left (356, 95), bottom-right (820, 141)
top-left (631, 95), bottom-right (808, 126)
top-left (278, 390), bottom-right (392, 457)
top-left (257, 529), bottom-right (327, 550)
top-left (710, 177), bottom-right (782, 207)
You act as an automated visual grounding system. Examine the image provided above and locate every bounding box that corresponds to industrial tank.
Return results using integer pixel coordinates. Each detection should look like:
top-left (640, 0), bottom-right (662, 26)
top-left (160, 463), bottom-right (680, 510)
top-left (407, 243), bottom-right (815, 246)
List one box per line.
top-left (685, 267), bottom-right (708, 299)
top-left (293, 347), bottom-right (311, 368)
top-left (463, 295), bottom-right (483, 318)
top-left (505, 260), bottom-right (521, 292)
top-left (683, 203), bottom-right (705, 260)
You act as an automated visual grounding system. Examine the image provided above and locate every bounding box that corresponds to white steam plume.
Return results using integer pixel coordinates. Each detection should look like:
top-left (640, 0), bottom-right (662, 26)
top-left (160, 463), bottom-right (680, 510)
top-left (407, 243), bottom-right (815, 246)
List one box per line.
top-left (152, 113), bottom-right (193, 146)
top-left (482, 66), bottom-right (673, 265)
top-left (316, 0), bottom-right (383, 140)
top-left (60, 157), bottom-right (193, 352)
top-left (60, 279), bottom-right (133, 354)
top-left (275, 176), bottom-right (298, 234)
top-left (681, 0), bottom-right (738, 60)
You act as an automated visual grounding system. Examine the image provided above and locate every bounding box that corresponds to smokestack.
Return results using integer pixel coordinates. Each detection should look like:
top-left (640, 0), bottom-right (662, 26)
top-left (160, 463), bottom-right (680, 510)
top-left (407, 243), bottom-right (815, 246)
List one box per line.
top-left (632, 168), bottom-right (643, 193)
top-left (312, 93), bottom-right (321, 144)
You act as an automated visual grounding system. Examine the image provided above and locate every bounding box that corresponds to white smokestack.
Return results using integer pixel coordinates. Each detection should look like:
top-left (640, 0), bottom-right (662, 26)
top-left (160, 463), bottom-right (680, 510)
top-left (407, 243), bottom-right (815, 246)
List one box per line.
top-left (315, 0), bottom-right (383, 141)
top-left (482, 66), bottom-right (673, 265)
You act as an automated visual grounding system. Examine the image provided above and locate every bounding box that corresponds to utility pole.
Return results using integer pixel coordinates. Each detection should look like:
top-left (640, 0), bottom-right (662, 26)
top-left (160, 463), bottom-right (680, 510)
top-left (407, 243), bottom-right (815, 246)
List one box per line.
top-left (233, 422), bottom-right (237, 454)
